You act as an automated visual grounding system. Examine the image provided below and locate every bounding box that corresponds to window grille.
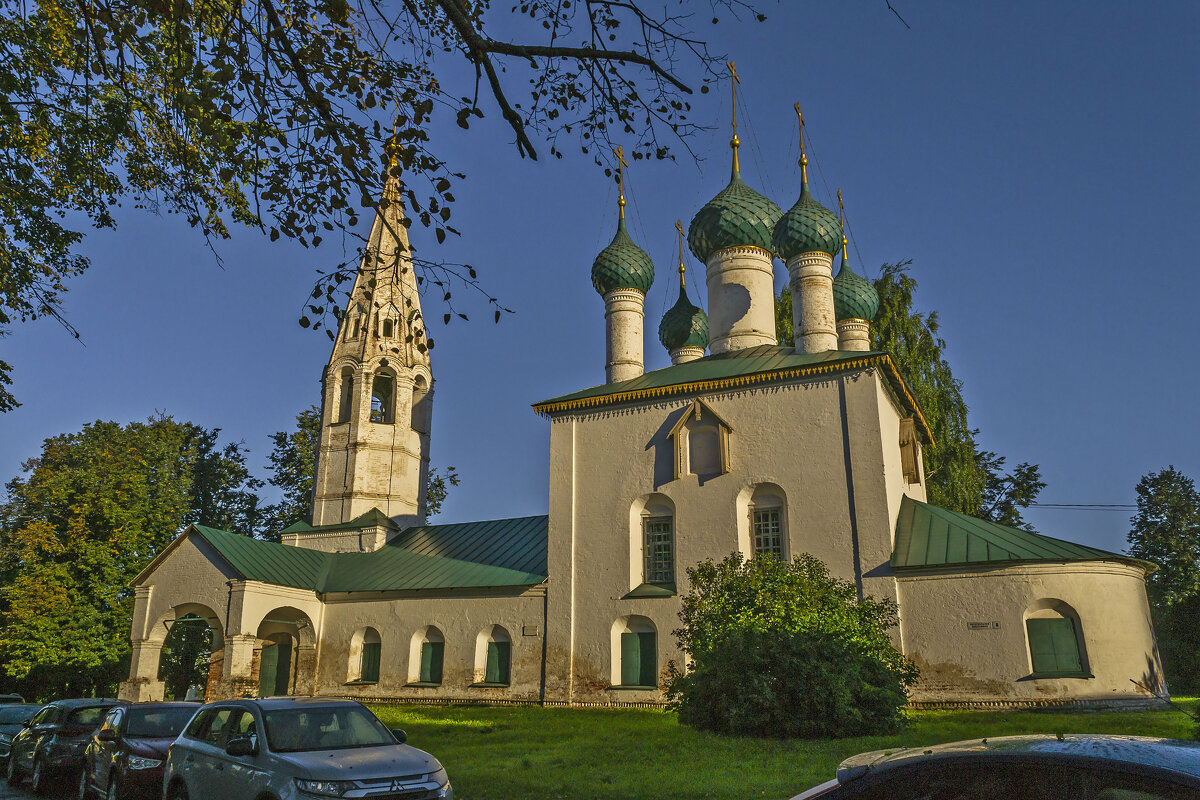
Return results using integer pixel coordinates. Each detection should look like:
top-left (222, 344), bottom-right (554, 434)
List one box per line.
top-left (753, 508), bottom-right (783, 558)
top-left (644, 517), bottom-right (674, 584)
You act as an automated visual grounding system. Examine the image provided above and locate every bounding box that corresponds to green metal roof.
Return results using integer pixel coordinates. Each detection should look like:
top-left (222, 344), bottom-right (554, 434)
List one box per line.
top-left (280, 508), bottom-right (394, 536)
top-left (658, 284), bottom-right (709, 351)
top-left (533, 345), bottom-right (932, 441)
top-left (687, 169), bottom-right (783, 263)
top-left (772, 181), bottom-right (843, 260)
top-left (891, 497), bottom-right (1151, 572)
top-left (189, 516), bottom-right (548, 593)
top-left (591, 217), bottom-right (655, 296)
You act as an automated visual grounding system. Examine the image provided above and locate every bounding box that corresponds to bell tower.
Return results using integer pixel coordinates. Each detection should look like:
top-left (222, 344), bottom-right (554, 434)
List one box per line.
top-left (309, 174), bottom-right (434, 535)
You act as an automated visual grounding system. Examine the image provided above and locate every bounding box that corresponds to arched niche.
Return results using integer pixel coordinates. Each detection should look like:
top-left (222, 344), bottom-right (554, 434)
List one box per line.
top-left (609, 615), bottom-right (658, 688)
top-left (336, 365), bottom-right (356, 424)
top-left (735, 482), bottom-right (789, 559)
top-left (253, 606), bottom-right (316, 697)
top-left (152, 604), bottom-right (225, 701)
top-left (348, 627), bottom-right (382, 684)
top-left (370, 367), bottom-right (397, 424)
top-left (473, 625), bottom-right (513, 685)
top-left (411, 372), bottom-right (432, 434)
top-left (629, 493), bottom-right (676, 590)
top-left (408, 625), bottom-right (445, 685)
top-left (1024, 598), bottom-right (1091, 678)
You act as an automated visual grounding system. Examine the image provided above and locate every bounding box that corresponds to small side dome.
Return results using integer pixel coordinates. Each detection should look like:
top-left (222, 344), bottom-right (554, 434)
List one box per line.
top-left (659, 286), bottom-right (709, 351)
top-left (687, 172), bottom-right (783, 264)
top-left (591, 217), bottom-right (655, 296)
top-left (833, 257), bottom-right (879, 321)
top-left (773, 183), bottom-right (843, 261)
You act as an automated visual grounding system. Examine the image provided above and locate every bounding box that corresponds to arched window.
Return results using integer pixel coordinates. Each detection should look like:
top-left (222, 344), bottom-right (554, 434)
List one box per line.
top-left (370, 371), bottom-right (395, 424)
top-left (409, 626), bottom-right (444, 686)
top-left (748, 484), bottom-right (787, 559)
top-left (612, 616), bottom-right (657, 688)
top-left (382, 318), bottom-right (395, 338)
top-left (411, 374), bottom-right (432, 434)
top-left (474, 625), bottom-right (512, 686)
top-left (349, 627), bottom-right (381, 684)
top-left (1025, 600), bottom-right (1090, 678)
top-left (337, 366), bottom-right (355, 423)
top-left (630, 494), bottom-right (675, 590)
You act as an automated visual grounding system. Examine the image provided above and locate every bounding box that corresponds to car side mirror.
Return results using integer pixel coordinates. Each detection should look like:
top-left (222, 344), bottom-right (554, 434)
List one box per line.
top-left (97, 729), bottom-right (117, 742)
top-left (225, 736), bottom-right (257, 757)
top-left (391, 729), bottom-right (407, 744)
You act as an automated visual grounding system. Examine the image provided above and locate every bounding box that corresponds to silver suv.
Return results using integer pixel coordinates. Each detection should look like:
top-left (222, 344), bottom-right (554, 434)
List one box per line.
top-left (162, 698), bottom-right (451, 800)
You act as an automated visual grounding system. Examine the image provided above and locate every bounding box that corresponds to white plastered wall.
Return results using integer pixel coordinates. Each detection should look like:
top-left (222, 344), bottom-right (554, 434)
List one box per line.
top-left (897, 561), bottom-right (1162, 703)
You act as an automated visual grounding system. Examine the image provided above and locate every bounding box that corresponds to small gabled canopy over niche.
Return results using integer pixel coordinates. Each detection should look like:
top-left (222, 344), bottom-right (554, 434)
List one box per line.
top-left (379, 302), bottom-right (401, 339)
top-left (667, 398), bottom-right (732, 482)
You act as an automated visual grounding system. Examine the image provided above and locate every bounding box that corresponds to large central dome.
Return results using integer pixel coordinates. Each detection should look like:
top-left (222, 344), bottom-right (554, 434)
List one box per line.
top-left (687, 168), bottom-right (782, 264)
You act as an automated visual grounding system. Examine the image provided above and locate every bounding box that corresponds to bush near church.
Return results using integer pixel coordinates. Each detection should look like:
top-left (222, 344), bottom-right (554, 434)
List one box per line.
top-left (666, 553), bottom-right (918, 739)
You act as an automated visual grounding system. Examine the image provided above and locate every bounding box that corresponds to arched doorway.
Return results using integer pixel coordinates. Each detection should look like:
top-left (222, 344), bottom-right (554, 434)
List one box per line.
top-left (255, 607), bottom-right (316, 697)
top-left (141, 603), bottom-right (225, 702)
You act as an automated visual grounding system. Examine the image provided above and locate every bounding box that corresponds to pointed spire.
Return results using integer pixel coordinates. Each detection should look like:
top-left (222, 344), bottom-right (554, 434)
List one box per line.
top-left (727, 60), bottom-right (742, 176)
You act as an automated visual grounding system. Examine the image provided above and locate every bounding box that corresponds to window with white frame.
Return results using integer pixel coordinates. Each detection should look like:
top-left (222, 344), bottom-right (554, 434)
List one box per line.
top-left (752, 508), bottom-right (783, 558)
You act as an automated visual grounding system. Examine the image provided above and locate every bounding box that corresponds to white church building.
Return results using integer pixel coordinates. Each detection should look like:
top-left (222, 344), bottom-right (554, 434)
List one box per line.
top-left (120, 117), bottom-right (1164, 709)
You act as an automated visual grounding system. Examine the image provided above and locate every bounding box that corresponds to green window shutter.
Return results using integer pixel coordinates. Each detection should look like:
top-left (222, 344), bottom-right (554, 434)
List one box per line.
top-left (638, 632), bottom-right (657, 688)
top-left (621, 632), bottom-right (641, 686)
top-left (486, 641), bottom-right (511, 684)
top-left (420, 641), bottom-right (444, 684)
top-left (1028, 618), bottom-right (1083, 675)
top-left (361, 642), bottom-right (381, 683)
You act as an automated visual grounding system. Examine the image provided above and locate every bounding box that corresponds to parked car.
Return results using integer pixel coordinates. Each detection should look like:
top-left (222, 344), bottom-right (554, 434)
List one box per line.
top-left (0, 705), bottom-right (41, 763)
top-left (162, 697), bottom-right (452, 800)
top-left (790, 734), bottom-right (1200, 799)
top-left (0, 695), bottom-right (26, 705)
top-left (5, 698), bottom-right (125, 794)
top-left (79, 702), bottom-right (200, 800)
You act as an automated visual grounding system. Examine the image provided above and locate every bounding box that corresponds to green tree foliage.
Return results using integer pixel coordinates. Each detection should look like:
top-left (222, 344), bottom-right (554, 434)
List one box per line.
top-left (1, 1), bottom-right (757, 406)
top-left (0, 417), bottom-right (260, 697)
top-left (666, 553), bottom-right (918, 738)
top-left (1126, 466), bottom-right (1200, 694)
top-left (158, 615), bottom-right (215, 700)
top-left (776, 264), bottom-right (1044, 523)
top-left (260, 406), bottom-right (459, 539)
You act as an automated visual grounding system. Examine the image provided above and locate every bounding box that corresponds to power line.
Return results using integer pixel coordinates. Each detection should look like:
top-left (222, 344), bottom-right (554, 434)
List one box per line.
top-left (1029, 503), bottom-right (1136, 511)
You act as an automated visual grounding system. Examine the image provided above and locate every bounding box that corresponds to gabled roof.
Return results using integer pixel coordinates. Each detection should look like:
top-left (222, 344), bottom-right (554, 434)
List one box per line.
top-left (532, 345), bottom-right (931, 442)
top-left (891, 496), bottom-right (1152, 573)
top-left (138, 516), bottom-right (549, 593)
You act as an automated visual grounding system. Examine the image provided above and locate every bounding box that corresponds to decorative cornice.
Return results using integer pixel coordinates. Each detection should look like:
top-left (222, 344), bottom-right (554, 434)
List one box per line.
top-left (533, 353), bottom-right (933, 443)
top-left (706, 244), bottom-right (774, 262)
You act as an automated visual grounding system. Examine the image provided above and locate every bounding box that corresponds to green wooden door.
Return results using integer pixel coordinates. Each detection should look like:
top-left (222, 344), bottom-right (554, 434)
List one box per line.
top-left (621, 632), bottom-right (656, 687)
top-left (1027, 618), bottom-right (1084, 676)
top-left (485, 641), bottom-right (511, 685)
top-left (420, 641), bottom-right (444, 684)
top-left (361, 642), bottom-right (381, 683)
top-left (258, 643), bottom-right (278, 697)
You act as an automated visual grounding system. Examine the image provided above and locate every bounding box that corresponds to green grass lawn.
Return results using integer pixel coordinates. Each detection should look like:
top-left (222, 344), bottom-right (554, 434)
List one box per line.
top-left (369, 700), bottom-right (1198, 800)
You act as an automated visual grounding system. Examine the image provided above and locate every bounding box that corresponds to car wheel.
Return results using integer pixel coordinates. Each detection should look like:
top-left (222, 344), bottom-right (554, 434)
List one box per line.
top-left (29, 754), bottom-right (50, 796)
top-left (5, 752), bottom-right (20, 785)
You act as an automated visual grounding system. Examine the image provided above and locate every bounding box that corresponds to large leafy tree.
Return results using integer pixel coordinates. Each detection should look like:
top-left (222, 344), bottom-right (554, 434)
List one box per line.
top-left (1, 0), bottom-right (759, 407)
top-left (0, 417), bottom-right (261, 698)
top-left (666, 553), bottom-right (917, 738)
top-left (776, 263), bottom-right (1044, 522)
top-left (260, 405), bottom-right (458, 540)
top-left (1127, 466), bottom-right (1200, 693)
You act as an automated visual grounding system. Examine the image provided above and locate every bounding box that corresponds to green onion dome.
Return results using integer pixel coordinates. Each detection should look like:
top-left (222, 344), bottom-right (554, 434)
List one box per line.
top-left (658, 284), bottom-right (709, 351)
top-left (591, 217), bottom-right (655, 296)
top-left (687, 168), bottom-right (783, 263)
top-left (833, 254), bottom-right (879, 321)
top-left (772, 179), bottom-right (843, 261)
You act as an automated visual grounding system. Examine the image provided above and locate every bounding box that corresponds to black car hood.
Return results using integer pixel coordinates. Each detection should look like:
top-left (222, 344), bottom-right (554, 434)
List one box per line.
top-left (127, 737), bottom-right (174, 758)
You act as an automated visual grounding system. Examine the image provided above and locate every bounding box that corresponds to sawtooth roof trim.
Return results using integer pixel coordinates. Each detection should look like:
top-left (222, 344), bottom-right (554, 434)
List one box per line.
top-left (532, 345), bottom-right (932, 442)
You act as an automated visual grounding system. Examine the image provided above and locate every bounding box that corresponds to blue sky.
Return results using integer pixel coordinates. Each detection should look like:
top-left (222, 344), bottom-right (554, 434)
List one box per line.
top-left (3, 1), bottom-right (1198, 555)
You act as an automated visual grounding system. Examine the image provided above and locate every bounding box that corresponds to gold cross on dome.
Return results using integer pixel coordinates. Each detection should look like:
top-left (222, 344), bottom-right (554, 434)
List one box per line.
top-left (614, 146), bottom-right (629, 218)
top-left (795, 102), bottom-right (808, 182)
top-left (675, 220), bottom-right (687, 286)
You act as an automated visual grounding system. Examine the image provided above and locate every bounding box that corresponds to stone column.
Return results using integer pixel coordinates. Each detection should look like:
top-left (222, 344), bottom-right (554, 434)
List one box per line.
top-left (294, 644), bottom-right (319, 696)
top-left (118, 640), bottom-right (165, 702)
top-left (837, 319), bottom-right (871, 352)
top-left (705, 246), bottom-right (777, 353)
top-left (604, 288), bottom-right (646, 383)
top-left (670, 346), bottom-right (705, 365)
top-left (788, 251), bottom-right (838, 353)
top-left (223, 633), bottom-right (261, 699)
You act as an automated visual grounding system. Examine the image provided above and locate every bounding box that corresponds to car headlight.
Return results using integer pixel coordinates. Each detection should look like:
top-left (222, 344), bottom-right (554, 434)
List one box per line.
top-left (294, 778), bottom-right (355, 797)
top-left (127, 756), bottom-right (163, 770)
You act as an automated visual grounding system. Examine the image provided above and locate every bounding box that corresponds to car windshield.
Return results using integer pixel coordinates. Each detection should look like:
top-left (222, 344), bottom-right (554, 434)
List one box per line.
top-left (125, 707), bottom-right (196, 738)
top-left (262, 706), bottom-right (395, 753)
top-left (0, 706), bottom-right (37, 724)
top-left (67, 706), bottom-right (110, 727)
